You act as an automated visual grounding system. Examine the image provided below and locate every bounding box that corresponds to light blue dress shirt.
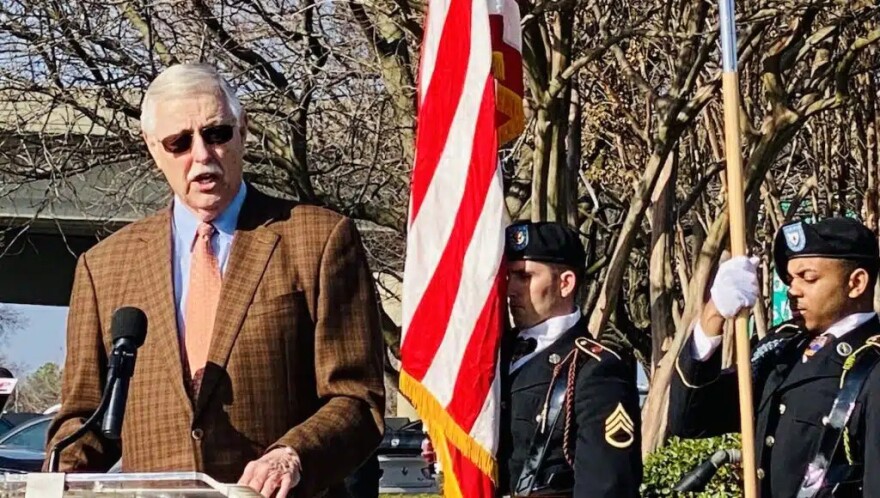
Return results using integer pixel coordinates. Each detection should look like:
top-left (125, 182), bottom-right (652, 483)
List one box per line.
top-left (172, 182), bottom-right (247, 338)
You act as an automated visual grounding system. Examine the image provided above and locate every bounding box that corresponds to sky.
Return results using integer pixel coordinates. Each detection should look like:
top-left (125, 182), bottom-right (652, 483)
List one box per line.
top-left (2, 304), bottom-right (67, 376)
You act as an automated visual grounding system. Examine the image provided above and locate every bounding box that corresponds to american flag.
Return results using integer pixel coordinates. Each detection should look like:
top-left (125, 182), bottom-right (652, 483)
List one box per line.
top-left (399, 0), bottom-right (523, 494)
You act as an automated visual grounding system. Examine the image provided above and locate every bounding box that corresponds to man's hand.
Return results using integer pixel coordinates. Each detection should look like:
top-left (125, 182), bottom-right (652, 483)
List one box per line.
top-left (702, 256), bottom-right (760, 337)
top-left (238, 447), bottom-right (302, 497)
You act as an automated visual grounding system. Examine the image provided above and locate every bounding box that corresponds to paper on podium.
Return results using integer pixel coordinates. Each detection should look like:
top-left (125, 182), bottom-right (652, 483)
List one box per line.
top-left (1, 471), bottom-right (263, 497)
top-left (25, 473), bottom-right (64, 498)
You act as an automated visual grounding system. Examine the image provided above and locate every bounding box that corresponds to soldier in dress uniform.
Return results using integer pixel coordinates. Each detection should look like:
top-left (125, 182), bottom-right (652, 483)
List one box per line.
top-left (669, 217), bottom-right (880, 497)
top-left (496, 221), bottom-right (642, 497)
top-left (420, 221), bottom-right (642, 496)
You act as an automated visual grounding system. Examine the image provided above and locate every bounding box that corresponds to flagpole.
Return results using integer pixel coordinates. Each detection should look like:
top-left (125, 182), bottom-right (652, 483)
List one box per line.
top-left (718, 1), bottom-right (759, 497)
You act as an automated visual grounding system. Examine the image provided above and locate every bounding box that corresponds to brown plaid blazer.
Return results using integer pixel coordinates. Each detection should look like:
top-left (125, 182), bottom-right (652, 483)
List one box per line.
top-left (45, 186), bottom-right (386, 497)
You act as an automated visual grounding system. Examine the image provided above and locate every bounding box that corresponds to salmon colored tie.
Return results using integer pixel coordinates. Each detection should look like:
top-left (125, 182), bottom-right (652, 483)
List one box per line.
top-left (184, 222), bottom-right (221, 395)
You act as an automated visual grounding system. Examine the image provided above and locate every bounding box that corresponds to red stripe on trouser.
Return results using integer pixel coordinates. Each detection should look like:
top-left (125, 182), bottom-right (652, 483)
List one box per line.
top-left (401, 76), bottom-right (498, 379)
top-left (449, 438), bottom-right (495, 497)
top-left (447, 268), bottom-right (505, 430)
top-left (409, 0), bottom-right (475, 223)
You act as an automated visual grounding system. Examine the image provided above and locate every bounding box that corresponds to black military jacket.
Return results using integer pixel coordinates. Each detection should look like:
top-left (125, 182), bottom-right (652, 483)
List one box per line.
top-left (497, 317), bottom-right (642, 497)
top-left (669, 316), bottom-right (880, 498)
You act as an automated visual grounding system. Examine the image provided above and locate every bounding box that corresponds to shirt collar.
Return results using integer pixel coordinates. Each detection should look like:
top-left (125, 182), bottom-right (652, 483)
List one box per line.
top-left (172, 181), bottom-right (247, 240)
top-left (822, 312), bottom-right (877, 339)
top-left (518, 309), bottom-right (582, 344)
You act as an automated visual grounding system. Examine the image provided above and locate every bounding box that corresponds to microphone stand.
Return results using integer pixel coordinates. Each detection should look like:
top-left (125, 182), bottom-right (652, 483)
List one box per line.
top-left (673, 449), bottom-right (742, 493)
top-left (46, 376), bottom-right (117, 473)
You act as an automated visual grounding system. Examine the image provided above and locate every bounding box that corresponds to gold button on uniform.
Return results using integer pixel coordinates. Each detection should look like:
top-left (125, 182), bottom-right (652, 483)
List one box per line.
top-left (191, 428), bottom-right (204, 441)
top-left (765, 436), bottom-right (775, 447)
top-left (757, 468), bottom-right (765, 480)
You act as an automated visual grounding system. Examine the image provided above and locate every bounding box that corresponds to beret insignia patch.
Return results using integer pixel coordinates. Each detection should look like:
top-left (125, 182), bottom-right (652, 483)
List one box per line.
top-left (509, 225), bottom-right (529, 251)
top-left (783, 222), bottom-right (806, 252)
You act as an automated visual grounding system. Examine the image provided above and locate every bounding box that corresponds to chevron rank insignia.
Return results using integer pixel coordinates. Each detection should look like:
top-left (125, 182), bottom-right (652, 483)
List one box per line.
top-left (604, 403), bottom-right (635, 449)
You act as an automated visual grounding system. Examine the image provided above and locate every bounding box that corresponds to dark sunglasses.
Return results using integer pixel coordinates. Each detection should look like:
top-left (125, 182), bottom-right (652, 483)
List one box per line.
top-left (160, 124), bottom-right (236, 153)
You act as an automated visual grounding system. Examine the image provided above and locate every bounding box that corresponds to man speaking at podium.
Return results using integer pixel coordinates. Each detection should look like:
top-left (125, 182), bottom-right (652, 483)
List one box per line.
top-left (45, 64), bottom-right (386, 497)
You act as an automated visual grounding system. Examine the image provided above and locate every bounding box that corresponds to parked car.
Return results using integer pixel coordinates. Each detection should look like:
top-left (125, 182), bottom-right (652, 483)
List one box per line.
top-left (0, 415), bottom-right (51, 473)
top-left (0, 412), bottom-right (42, 439)
top-left (378, 418), bottom-right (424, 457)
top-left (0, 415), bottom-right (51, 452)
top-left (376, 418), bottom-right (437, 494)
top-left (0, 447), bottom-right (44, 473)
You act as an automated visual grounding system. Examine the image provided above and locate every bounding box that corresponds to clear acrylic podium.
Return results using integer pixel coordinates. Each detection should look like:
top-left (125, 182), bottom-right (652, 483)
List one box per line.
top-left (0, 471), bottom-right (263, 497)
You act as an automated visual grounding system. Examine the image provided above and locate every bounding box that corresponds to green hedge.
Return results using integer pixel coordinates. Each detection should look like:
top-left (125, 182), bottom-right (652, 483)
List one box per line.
top-left (641, 435), bottom-right (744, 497)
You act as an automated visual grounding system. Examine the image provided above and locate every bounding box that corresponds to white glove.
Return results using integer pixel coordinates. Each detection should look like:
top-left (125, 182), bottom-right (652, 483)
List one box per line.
top-left (710, 255), bottom-right (760, 319)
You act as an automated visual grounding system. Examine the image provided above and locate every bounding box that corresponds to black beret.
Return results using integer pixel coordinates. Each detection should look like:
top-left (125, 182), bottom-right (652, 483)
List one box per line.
top-left (773, 217), bottom-right (880, 283)
top-left (505, 221), bottom-right (585, 269)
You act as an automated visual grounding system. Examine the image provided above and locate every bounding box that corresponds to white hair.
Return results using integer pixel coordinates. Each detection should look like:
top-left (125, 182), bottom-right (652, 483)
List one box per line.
top-left (140, 63), bottom-right (243, 134)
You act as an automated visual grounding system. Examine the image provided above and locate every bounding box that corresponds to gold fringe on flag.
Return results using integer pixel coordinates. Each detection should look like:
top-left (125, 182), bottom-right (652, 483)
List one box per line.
top-left (399, 370), bottom-right (499, 485)
top-left (495, 83), bottom-right (525, 146)
top-left (434, 427), bottom-right (464, 498)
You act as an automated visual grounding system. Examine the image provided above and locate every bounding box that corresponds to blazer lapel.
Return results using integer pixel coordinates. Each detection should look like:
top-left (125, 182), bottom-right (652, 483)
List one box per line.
top-left (195, 190), bottom-right (280, 416)
top-left (137, 209), bottom-right (194, 417)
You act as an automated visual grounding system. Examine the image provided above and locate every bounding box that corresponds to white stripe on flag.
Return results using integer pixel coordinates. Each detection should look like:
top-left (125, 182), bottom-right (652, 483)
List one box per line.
top-left (499, 0), bottom-right (522, 51)
top-left (418, 0), bottom-right (453, 103)
top-left (469, 362), bottom-right (502, 452)
top-left (401, 3), bottom-right (494, 336)
top-left (420, 168), bottom-right (506, 405)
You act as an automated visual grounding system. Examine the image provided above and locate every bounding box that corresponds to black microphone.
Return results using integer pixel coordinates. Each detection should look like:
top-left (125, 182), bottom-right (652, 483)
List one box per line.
top-left (0, 368), bottom-right (16, 413)
top-left (48, 307), bottom-right (148, 472)
top-left (101, 307), bottom-right (148, 440)
top-left (673, 448), bottom-right (742, 492)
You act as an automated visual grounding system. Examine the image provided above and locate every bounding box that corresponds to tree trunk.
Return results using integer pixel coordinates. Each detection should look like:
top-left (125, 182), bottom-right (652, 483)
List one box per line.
top-left (863, 72), bottom-right (879, 231)
top-left (649, 150), bottom-right (677, 368)
top-left (532, 107), bottom-right (552, 221)
top-left (641, 212), bottom-right (729, 454)
top-left (547, 92), bottom-right (571, 222)
top-left (564, 79), bottom-right (582, 228)
top-left (588, 133), bottom-right (679, 337)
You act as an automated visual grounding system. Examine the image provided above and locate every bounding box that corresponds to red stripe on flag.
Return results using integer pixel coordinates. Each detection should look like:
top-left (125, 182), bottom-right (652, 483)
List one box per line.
top-left (449, 439), bottom-right (496, 495)
top-left (400, 76), bottom-right (499, 380)
top-left (409, 0), bottom-right (474, 223)
top-left (446, 268), bottom-right (505, 430)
